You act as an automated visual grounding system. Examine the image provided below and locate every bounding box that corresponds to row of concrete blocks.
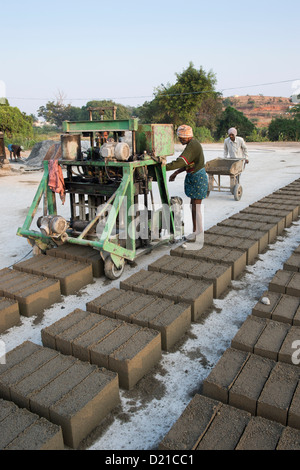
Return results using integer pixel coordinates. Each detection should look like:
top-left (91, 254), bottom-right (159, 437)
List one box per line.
top-left (1, 179), bottom-right (299, 449)
top-left (159, 239), bottom-right (300, 450)
top-left (0, 253), bottom-right (95, 333)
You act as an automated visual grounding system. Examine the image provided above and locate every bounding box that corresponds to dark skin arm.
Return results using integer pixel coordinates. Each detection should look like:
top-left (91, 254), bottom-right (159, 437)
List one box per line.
top-left (169, 166), bottom-right (186, 182)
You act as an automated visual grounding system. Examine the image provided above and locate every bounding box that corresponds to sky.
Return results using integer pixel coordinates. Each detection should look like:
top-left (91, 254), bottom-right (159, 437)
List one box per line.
top-left (1, 0), bottom-right (300, 116)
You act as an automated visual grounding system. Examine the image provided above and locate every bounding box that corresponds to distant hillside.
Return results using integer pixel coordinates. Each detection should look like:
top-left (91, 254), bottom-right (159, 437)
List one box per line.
top-left (223, 95), bottom-right (294, 128)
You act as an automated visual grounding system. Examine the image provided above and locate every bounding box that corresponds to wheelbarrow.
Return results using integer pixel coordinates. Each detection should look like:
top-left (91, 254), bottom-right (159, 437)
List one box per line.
top-left (205, 158), bottom-right (246, 201)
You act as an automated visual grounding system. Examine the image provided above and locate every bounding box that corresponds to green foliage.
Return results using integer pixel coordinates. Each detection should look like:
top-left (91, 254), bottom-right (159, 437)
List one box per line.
top-left (289, 104), bottom-right (300, 120)
top-left (193, 126), bottom-right (214, 143)
top-left (37, 99), bottom-right (131, 127)
top-left (246, 129), bottom-right (269, 142)
top-left (268, 118), bottom-right (300, 141)
top-left (214, 106), bottom-right (255, 140)
top-left (135, 63), bottom-right (218, 129)
top-left (0, 103), bottom-right (33, 138)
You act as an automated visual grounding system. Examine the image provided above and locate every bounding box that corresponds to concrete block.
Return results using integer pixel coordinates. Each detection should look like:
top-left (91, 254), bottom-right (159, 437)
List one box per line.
top-left (14, 254), bottom-right (93, 296)
top-left (0, 297), bottom-right (20, 333)
top-left (230, 212), bottom-right (286, 237)
top-left (269, 270), bottom-right (294, 294)
top-left (49, 369), bottom-right (119, 448)
top-left (207, 225), bottom-right (269, 253)
top-left (241, 206), bottom-right (293, 228)
top-left (231, 315), bottom-right (267, 352)
top-left (229, 354), bottom-right (275, 415)
top-left (278, 326), bottom-right (300, 364)
top-left (148, 255), bottom-right (231, 298)
top-left (46, 243), bottom-right (104, 277)
top-left (288, 382), bottom-right (300, 430)
top-left (41, 308), bottom-right (88, 349)
top-left (203, 232), bottom-right (259, 265)
top-left (257, 362), bottom-right (299, 425)
top-left (284, 253), bottom-right (300, 273)
top-left (276, 426), bottom-right (300, 450)
top-left (253, 320), bottom-right (290, 361)
top-left (195, 401), bottom-right (251, 450)
top-left (86, 288), bottom-right (123, 313)
top-left (0, 398), bottom-right (64, 450)
top-left (202, 348), bottom-right (250, 403)
top-left (42, 309), bottom-right (162, 390)
top-left (0, 268), bottom-right (61, 317)
top-left (235, 416), bottom-right (284, 450)
top-left (170, 245), bottom-right (246, 280)
top-left (0, 341), bottom-right (120, 449)
top-left (217, 218), bottom-right (278, 244)
top-left (158, 394), bottom-right (222, 450)
top-left (252, 291), bottom-right (282, 319)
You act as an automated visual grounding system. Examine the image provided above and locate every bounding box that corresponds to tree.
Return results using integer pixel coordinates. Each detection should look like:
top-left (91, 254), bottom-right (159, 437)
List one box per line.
top-left (215, 106), bottom-right (255, 140)
top-left (0, 102), bottom-right (33, 137)
top-left (268, 118), bottom-right (300, 141)
top-left (289, 104), bottom-right (300, 120)
top-left (135, 63), bottom-right (218, 130)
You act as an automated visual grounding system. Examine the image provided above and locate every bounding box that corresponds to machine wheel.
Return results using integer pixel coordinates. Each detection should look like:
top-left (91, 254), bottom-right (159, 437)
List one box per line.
top-left (104, 256), bottom-right (125, 280)
top-left (233, 184), bottom-right (243, 201)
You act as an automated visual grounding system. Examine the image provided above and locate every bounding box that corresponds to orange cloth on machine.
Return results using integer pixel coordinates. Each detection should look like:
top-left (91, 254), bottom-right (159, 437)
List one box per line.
top-left (48, 159), bottom-right (66, 204)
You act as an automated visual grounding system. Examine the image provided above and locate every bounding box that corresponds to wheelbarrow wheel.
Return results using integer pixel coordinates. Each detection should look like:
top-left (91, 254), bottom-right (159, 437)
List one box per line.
top-left (104, 256), bottom-right (125, 280)
top-left (233, 184), bottom-right (243, 201)
top-left (206, 190), bottom-right (210, 198)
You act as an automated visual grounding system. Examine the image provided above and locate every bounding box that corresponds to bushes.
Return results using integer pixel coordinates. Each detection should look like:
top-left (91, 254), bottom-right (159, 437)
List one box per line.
top-left (268, 118), bottom-right (300, 141)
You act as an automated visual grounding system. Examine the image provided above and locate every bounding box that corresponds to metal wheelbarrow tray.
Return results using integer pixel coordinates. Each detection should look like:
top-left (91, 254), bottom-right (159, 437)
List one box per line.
top-left (205, 158), bottom-right (245, 201)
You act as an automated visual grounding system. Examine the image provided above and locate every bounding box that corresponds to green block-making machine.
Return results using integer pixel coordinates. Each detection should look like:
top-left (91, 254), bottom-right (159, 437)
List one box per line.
top-left (17, 119), bottom-right (183, 279)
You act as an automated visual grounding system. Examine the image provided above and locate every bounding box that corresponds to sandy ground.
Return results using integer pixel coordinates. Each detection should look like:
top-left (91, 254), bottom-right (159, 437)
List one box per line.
top-left (0, 142), bottom-right (300, 450)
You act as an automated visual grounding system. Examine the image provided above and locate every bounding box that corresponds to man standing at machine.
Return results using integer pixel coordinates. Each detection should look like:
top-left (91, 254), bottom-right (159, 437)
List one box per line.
top-left (223, 127), bottom-right (249, 163)
top-left (166, 125), bottom-right (208, 245)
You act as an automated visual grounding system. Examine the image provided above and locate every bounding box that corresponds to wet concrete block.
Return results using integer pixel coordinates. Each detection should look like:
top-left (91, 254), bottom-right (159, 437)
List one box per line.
top-left (0, 297), bottom-right (20, 333)
top-left (235, 416), bottom-right (284, 450)
top-left (49, 368), bottom-right (119, 448)
top-left (86, 288), bottom-right (123, 313)
top-left (4, 415), bottom-right (64, 450)
top-left (231, 315), bottom-right (267, 352)
top-left (0, 346), bottom-right (59, 401)
top-left (250, 201), bottom-right (298, 221)
top-left (170, 245), bottom-right (246, 280)
top-left (46, 244), bottom-right (104, 278)
top-left (0, 268), bottom-right (61, 317)
top-left (207, 225), bottom-right (269, 253)
top-left (273, 295), bottom-right (300, 325)
top-left (284, 253), bottom-right (300, 273)
top-left (108, 328), bottom-right (162, 390)
top-left (268, 270), bottom-right (294, 294)
top-left (252, 291), bottom-right (282, 319)
top-left (203, 233), bottom-right (259, 265)
top-left (229, 354), bottom-right (275, 415)
top-left (241, 206), bottom-right (293, 228)
top-left (158, 394), bottom-right (222, 450)
top-left (257, 362), bottom-right (300, 425)
top-left (195, 401), bottom-right (251, 450)
top-left (148, 255), bottom-right (231, 298)
top-left (14, 254), bottom-right (93, 296)
top-left (10, 354), bottom-right (77, 409)
top-left (41, 308), bottom-right (88, 349)
top-left (42, 309), bottom-right (162, 389)
top-left (217, 218), bottom-right (278, 244)
top-left (0, 398), bottom-right (64, 451)
top-left (230, 212), bottom-right (286, 237)
top-left (278, 326), bottom-right (300, 364)
top-left (288, 382), bottom-right (300, 429)
top-left (286, 272), bottom-right (300, 297)
top-left (276, 426), bottom-right (300, 450)
top-left (147, 302), bottom-right (191, 350)
top-left (253, 320), bottom-right (290, 361)
top-left (202, 348), bottom-right (250, 403)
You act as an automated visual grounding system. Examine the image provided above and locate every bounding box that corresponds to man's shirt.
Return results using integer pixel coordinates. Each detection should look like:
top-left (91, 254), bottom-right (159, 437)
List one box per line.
top-left (224, 136), bottom-right (248, 159)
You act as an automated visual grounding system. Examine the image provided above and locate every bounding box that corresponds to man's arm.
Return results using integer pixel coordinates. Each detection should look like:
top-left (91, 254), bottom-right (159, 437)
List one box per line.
top-left (223, 140), bottom-right (229, 158)
top-left (241, 138), bottom-right (249, 162)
